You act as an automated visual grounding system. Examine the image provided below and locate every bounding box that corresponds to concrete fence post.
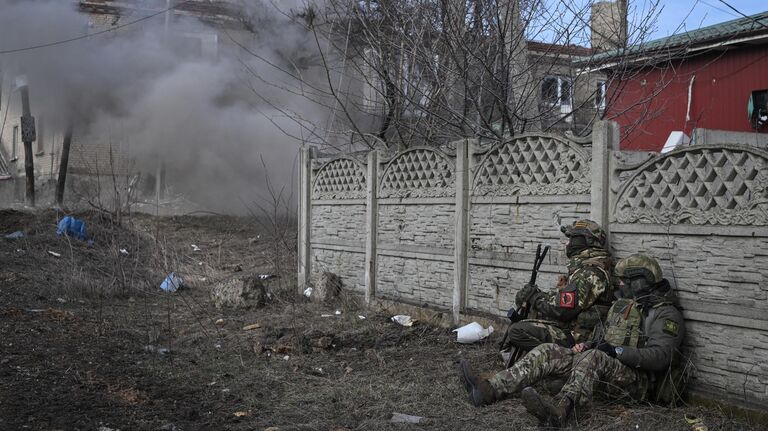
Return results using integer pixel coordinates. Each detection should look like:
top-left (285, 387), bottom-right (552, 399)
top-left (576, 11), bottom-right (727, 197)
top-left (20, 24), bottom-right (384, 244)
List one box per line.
top-left (297, 145), bottom-right (312, 294)
top-left (590, 120), bottom-right (619, 238)
top-left (364, 150), bottom-right (378, 304)
top-left (453, 139), bottom-right (470, 325)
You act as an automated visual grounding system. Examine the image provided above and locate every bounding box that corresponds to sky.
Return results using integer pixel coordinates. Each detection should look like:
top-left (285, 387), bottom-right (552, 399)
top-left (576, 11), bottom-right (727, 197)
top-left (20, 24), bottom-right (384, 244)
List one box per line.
top-left (652, 0), bottom-right (766, 38)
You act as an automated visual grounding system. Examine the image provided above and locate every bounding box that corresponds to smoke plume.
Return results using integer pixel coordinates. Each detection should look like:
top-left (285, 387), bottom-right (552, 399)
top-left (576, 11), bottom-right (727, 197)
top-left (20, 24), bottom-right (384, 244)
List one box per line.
top-left (0, 0), bottom-right (329, 213)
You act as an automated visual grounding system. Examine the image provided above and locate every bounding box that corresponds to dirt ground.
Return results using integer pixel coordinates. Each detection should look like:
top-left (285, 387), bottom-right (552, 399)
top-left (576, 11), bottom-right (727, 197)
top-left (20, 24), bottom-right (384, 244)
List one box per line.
top-left (0, 209), bottom-right (763, 431)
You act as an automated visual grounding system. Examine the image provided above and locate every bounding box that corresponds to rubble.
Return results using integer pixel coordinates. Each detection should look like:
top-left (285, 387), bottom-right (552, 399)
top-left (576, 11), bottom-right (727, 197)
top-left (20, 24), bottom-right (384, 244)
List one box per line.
top-left (209, 271), bottom-right (271, 309)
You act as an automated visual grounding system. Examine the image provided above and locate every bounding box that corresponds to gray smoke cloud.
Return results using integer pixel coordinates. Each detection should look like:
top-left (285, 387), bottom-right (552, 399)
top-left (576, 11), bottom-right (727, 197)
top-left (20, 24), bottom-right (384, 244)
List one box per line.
top-left (0, 0), bottom-right (330, 213)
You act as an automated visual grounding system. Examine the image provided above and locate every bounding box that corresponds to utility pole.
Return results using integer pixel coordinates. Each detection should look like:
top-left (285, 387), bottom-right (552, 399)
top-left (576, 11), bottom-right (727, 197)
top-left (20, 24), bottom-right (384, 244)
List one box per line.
top-left (17, 76), bottom-right (36, 207)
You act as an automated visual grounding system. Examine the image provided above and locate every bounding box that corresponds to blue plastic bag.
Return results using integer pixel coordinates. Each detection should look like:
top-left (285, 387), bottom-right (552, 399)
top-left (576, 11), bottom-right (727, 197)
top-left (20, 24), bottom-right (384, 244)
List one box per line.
top-left (57, 216), bottom-right (87, 241)
top-left (160, 272), bottom-right (184, 292)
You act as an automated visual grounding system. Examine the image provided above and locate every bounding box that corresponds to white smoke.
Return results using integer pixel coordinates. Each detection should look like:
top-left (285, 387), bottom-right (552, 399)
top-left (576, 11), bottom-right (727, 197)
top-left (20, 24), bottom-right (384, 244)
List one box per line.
top-left (0, 0), bottom-right (330, 212)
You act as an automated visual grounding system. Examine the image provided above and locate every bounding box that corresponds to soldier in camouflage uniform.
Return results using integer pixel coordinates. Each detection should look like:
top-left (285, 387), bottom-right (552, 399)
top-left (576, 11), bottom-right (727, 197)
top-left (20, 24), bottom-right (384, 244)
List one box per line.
top-left (459, 254), bottom-right (686, 428)
top-left (501, 219), bottom-right (614, 352)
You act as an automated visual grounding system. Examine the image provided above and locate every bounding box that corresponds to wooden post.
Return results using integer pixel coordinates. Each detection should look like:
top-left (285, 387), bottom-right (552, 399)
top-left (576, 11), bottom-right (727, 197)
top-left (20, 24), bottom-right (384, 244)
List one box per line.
top-left (453, 139), bottom-right (470, 325)
top-left (19, 82), bottom-right (36, 207)
top-left (55, 123), bottom-right (74, 207)
top-left (297, 145), bottom-right (312, 293)
top-left (364, 150), bottom-right (378, 304)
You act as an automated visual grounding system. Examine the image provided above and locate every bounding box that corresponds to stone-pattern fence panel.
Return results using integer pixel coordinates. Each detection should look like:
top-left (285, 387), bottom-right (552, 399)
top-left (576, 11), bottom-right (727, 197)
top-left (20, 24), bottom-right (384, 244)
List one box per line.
top-left (296, 122), bottom-right (768, 410)
top-left (467, 134), bottom-right (592, 316)
top-left (376, 147), bottom-right (457, 309)
top-left (607, 142), bottom-right (768, 410)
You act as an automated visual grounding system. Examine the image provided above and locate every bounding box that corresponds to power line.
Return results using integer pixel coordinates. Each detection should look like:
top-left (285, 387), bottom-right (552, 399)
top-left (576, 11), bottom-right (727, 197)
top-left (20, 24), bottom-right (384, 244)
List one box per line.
top-left (716, 0), bottom-right (768, 30)
top-left (0, 0), bottom-right (191, 55)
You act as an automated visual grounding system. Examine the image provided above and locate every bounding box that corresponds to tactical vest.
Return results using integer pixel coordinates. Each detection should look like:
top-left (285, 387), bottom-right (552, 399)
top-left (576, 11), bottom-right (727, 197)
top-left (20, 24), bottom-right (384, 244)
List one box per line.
top-left (603, 298), bottom-right (643, 347)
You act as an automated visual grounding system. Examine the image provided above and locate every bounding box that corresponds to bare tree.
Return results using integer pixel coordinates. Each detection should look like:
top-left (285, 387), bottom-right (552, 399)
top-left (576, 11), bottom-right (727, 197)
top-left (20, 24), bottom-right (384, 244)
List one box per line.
top-left (234, 0), bottom-right (668, 151)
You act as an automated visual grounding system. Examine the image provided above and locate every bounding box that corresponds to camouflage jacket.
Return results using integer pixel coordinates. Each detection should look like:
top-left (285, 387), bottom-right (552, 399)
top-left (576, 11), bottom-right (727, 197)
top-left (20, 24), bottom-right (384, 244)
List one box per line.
top-left (528, 248), bottom-right (613, 328)
top-left (612, 280), bottom-right (686, 372)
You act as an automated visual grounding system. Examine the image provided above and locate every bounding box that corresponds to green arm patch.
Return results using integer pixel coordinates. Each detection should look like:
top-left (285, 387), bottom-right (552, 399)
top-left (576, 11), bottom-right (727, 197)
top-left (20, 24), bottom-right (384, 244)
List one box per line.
top-left (663, 319), bottom-right (679, 336)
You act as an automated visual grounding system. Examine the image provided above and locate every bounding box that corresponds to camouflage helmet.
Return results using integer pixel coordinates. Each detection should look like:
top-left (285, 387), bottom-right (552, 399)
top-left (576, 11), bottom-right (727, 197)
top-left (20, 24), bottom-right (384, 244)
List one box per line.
top-left (560, 219), bottom-right (607, 248)
top-left (614, 253), bottom-right (663, 284)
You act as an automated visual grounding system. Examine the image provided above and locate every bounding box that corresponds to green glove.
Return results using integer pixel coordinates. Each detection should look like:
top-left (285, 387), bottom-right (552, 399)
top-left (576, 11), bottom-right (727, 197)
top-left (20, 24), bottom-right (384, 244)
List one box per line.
top-left (515, 283), bottom-right (541, 308)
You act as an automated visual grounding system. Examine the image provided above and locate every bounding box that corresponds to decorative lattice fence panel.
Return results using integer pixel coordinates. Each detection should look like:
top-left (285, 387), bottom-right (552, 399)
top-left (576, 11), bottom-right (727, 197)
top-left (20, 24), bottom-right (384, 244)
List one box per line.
top-left (312, 158), bottom-right (366, 200)
top-left (473, 134), bottom-right (590, 196)
top-left (379, 148), bottom-right (455, 198)
top-left (614, 146), bottom-right (768, 225)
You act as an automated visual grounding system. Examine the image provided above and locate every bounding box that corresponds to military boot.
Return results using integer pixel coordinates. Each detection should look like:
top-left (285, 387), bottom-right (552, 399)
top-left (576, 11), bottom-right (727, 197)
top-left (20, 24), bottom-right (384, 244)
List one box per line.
top-left (520, 387), bottom-right (573, 428)
top-left (457, 359), bottom-right (498, 407)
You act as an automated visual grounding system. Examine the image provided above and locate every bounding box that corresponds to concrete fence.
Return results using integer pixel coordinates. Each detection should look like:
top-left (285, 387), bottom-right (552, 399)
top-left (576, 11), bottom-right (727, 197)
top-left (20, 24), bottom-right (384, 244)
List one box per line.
top-left (297, 121), bottom-right (768, 410)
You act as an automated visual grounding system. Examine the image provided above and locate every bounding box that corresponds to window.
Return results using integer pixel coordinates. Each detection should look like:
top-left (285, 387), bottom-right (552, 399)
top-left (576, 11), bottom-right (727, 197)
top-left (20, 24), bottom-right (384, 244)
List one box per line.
top-left (541, 76), bottom-right (573, 122)
top-left (11, 125), bottom-right (18, 160)
top-left (595, 81), bottom-right (607, 110)
top-left (541, 76), bottom-right (573, 108)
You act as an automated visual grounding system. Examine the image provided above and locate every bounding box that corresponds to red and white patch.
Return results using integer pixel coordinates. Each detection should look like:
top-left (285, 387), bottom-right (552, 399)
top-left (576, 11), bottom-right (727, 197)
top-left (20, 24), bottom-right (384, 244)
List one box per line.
top-left (559, 291), bottom-right (576, 309)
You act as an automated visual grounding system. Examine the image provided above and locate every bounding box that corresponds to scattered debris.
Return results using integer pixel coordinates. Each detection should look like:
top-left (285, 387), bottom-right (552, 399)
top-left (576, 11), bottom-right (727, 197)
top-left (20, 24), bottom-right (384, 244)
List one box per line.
top-left (685, 414), bottom-right (709, 431)
top-left (283, 355), bottom-right (290, 360)
top-left (47, 250), bottom-right (61, 258)
top-left (391, 315), bottom-right (415, 327)
top-left (191, 244), bottom-right (202, 252)
top-left (311, 271), bottom-right (342, 302)
top-left (4, 230), bottom-right (24, 239)
top-left (303, 287), bottom-right (313, 298)
top-left (334, 310), bottom-right (342, 315)
top-left (97, 425), bottom-right (118, 431)
top-left (242, 323), bottom-right (261, 331)
top-left (56, 297), bottom-right (67, 304)
top-left (453, 322), bottom-right (494, 344)
top-left (358, 315), bottom-right (366, 320)
top-left (56, 216), bottom-right (87, 240)
top-left (320, 314), bottom-right (335, 318)
top-left (119, 248), bottom-right (129, 256)
top-left (210, 271), bottom-right (271, 309)
top-left (144, 345), bottom-right (170, 355)
top-left (160, 272), bottom-right (184, 292)
top-left (233, 410), bottom-right (251, 418)
top-left (215, 318), bottom-right (225, 326)
top-left (259, 274), bottom-right (278, 280)
top-left (391, 413), bottom-right (425, 424)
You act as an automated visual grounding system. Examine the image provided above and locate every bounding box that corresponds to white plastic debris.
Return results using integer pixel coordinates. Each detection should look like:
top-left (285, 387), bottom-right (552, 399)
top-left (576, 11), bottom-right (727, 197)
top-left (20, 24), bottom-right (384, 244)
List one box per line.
top-left (391, 413), bottom-right (425, 424)
top-left (303, 287), bottom-right (313, 298)
top-left (358, 315), bottom-right (366, 320)
top-left (334, 310), bottom-right (342, 315)
top-left (391, 315), bottom-right (415, 327)
top-left (47, 250), bottom-right (61, 258)
top-left (191, 244), bottom-right (201, 252)
top-left (283, 355), bottom-right (290, 360)
top-left (119, 248), bottom-right (129, 256)
top-left (453, 322), bottom-right (494, 344)
top-left (259, 274), bottom-right (277, 280)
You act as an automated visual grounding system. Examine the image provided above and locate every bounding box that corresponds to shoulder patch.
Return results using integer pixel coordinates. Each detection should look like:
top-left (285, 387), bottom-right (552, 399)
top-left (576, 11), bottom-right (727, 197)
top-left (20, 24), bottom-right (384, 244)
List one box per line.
top-left (559, 291), bottom-right (576, 309)
top-left (663, 319), bottom-right (680, 336)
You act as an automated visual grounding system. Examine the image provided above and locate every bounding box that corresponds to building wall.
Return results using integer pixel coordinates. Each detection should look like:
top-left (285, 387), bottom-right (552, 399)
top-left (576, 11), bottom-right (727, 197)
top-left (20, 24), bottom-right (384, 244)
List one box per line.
top-left (302, 127), bottom-right (768, 411)
top-left (607, 44), bottom-right (768, 151)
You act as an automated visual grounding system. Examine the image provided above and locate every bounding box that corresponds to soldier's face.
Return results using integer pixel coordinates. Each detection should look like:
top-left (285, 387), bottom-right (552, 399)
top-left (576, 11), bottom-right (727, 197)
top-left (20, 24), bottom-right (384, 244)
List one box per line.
top-left (619, 276), bottom-right (650, 298)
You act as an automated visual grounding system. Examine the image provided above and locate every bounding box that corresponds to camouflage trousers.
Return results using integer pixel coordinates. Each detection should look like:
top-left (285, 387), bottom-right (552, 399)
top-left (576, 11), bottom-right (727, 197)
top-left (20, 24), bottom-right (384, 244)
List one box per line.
top-left (488, 343), bottom-right (648, 406)
top-left (503, 319), bottom-right (573, 351)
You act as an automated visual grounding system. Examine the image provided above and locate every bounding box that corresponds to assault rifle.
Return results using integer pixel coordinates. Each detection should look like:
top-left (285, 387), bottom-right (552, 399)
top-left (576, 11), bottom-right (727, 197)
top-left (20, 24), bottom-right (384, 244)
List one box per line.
top-left (499, 244), bottom-right (550, 368)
